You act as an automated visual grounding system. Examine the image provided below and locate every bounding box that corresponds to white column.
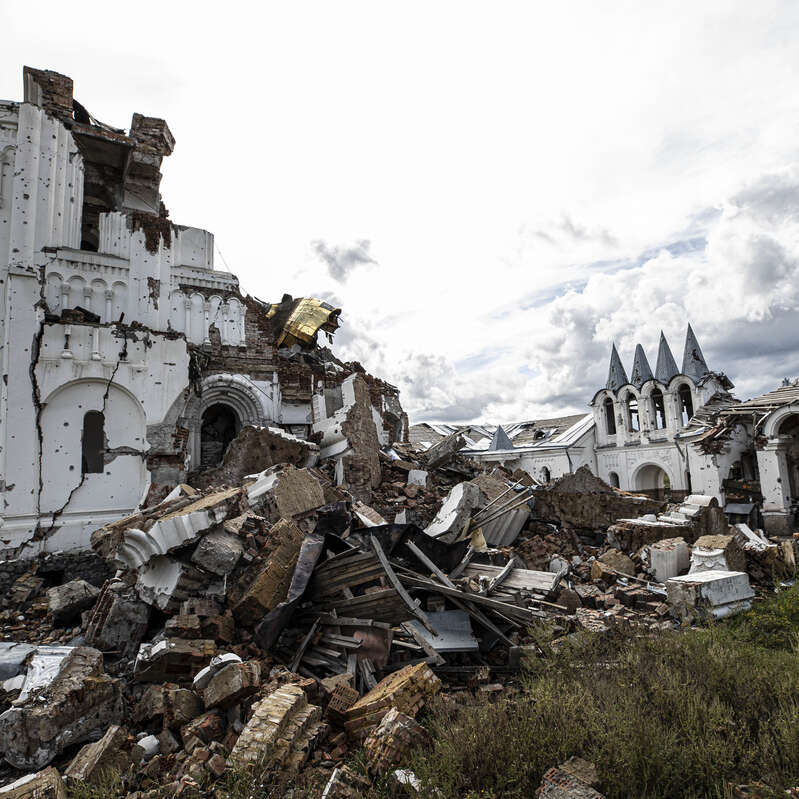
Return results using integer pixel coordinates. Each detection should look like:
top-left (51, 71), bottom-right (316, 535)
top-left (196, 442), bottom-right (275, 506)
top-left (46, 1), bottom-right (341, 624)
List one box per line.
top-left (91, 326), bottom-right (102, 360)
top-left (184, 298), bottom-right (192, 341)
top-left (203, 300), bottom-right (211, 345)
top-left (104, 289), bottom-right (113, 322)
top-left (757, 438), bottom-right (793, 534)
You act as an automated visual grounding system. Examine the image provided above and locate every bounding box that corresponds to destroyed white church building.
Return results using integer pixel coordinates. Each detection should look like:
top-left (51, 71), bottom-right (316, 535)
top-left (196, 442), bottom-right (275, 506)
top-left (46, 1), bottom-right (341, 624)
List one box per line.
top-left (0, 67), bottom-right (406, 558)
top-left (416, 326), bottom-right (799, 536)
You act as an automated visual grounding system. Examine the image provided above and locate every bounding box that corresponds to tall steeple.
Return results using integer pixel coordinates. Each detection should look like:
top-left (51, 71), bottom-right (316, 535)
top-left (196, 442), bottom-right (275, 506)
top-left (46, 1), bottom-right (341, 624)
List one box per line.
top-left (681, 323), bottom-right (709, 381)
top-left (655, 331), bottom-right (679, 383)
top-left (606, 343), bottom-right (629, 392)
top-left (630, 344), bottom-right (654, 388)
top-left (488, 425), bottom-right (514, 451)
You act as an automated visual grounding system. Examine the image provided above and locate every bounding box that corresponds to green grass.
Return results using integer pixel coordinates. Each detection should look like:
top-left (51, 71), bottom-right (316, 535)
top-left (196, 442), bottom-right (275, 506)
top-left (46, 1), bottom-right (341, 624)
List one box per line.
top-left (367, 585), bottom-right (799, 799)
top-left (66, 586), bottom-right (799, 799)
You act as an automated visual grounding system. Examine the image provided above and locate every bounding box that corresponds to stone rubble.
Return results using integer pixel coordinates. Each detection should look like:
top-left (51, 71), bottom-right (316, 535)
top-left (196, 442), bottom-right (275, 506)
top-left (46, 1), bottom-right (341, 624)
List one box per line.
top-left (0, 417), bottom-right (794, 798)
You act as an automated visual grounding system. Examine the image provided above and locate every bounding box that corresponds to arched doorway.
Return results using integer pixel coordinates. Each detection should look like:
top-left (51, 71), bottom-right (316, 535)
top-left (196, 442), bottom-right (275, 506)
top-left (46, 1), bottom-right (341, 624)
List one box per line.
top-left (200, 403), bottom-right (240, 467)
top-left (608, 471), bottom-right (620, 488)
top-left (634, 463), bottom-right (671, 499)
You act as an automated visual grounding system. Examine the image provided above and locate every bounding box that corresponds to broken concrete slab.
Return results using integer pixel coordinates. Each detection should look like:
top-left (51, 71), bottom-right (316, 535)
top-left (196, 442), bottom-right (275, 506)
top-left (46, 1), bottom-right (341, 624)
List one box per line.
top-left (193, 652), bottom-right (242, 692)
top-left (91, 486), bottom-right (243, 569)
top-left (425, 482), bottom-right (482, 541)
top-left (648, 537), bottom-right (690, 582)
top-left (423, 431), bottom-right (467, 470)
top-left (667, 570), bottom-right (754, 622)
top-left (13, 645), bottom-right (73, 703)
top-left (191, 425), bottom-right (320, 489)
top-left (407, 469), bottom-right (429, 487)
top-left (0, 647), bottom-right (123, 770)
top-left (321, 765), bottom-right (372, 798)
top-left (135, 557), bottom-right (210, 611)
top-left (246, 466), bottom-right (326, 522)
top-left (46, 579), bottom-right (100, 625)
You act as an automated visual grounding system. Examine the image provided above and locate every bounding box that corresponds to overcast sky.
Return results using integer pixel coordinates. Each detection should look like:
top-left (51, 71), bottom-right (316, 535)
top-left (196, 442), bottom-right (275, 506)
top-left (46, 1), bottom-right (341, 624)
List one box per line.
top-left (3, 1), bottom-right (799, 424)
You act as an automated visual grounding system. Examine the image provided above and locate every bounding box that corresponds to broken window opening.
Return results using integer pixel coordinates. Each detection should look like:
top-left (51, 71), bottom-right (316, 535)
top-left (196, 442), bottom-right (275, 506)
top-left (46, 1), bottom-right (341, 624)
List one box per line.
top-left (604, 397), bottom-right (616, 435)
top-left (608, 471), bottom-right (620, 488)
top-left (81, 410), bottom-right (105, 475)
top-left (651, 388), bottom-right (666, 429)
top-left (541, 467), bottom-right (551, 484)
top-left (678, 384), bottom-right (694, 426)
top-left (200, 403), bottom-right (240, 468)
top-left (626, 394), bottom-right (639, 432)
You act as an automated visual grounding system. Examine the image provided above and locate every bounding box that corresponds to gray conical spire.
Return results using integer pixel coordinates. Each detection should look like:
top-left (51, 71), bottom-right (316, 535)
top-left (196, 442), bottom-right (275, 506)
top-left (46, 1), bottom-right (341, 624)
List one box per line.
top-left (606, 343), bottom-right (629, 391)
top-left (681, 323), bottom-right (709, 380)
top-left (630, 344), bottom-right (654, 388)
top-left (655, 331), bottom-right (679, 383)
top-left (488, 425), bottom-right (514, 451)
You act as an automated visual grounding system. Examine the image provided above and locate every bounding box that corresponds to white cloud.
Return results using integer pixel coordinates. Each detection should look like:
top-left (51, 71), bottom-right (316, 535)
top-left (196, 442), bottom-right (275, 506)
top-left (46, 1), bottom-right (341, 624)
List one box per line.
top-left (2, 1), bottom-right (799, 423)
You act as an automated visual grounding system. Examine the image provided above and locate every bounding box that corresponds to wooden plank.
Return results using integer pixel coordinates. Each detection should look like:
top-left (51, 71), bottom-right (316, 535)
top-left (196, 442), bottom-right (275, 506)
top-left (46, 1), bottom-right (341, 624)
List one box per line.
top-left (289, 617), bottom-right (319, 673)
top-left (401, 541), bottom-right (516, 645)
top-left (448, 546), bottom-right (474, 579)
top-left (480, 556), bottom-right (517, 596)
top-left (462, 563), bottom-right (560, 595)
top-left (370, 537), bottom-right (436, 635)
top-left (399, 574), bottom-right (542, 623)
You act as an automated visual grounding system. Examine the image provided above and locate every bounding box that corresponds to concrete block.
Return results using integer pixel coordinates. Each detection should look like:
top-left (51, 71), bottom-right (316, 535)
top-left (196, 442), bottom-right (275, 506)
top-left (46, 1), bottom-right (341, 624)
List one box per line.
top-left (648, 537), bottom-right (690, 582)
top-left (202, 660), bottom-right (261, 709)
top-left (425, 482), bottom-right (482, 541)
top-left (0, 768), bottom-right (66, 799)
top-left (191, 530), bottom-right (243, 576)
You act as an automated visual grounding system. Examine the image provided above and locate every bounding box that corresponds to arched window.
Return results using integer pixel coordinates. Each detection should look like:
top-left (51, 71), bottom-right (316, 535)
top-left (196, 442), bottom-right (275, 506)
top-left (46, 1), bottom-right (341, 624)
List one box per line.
top-left (678, 384), bottom-right (694, 426)
top-left (541, 466), bottom-right (551, 484)
top-left (608, 471), bottom-right (620, 488)
top-left (651, 388), bottom-right (666, 430)
top-left (604, 397), bottom-right (616, 435)
top-left (82, 411), bottom-right (105, 475)
top-left (626, 394), bottom-right (639, 432)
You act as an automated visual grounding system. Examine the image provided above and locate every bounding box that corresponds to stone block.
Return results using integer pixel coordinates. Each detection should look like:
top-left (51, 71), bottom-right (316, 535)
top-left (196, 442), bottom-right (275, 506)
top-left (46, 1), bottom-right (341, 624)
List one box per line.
top-left (232, 519), bottom-right (304, 622)
top-left (246, 466), bottom-right (326, 522)
top-left (180, 711), bottom-right (225, 750)
top-left (85, 579), bottom-right (150, 660)
top-left (203, 661), bottom-right (261, 709)
top-left (598, 549), bottom-right (635, 576)
top-left (344, 662), bottom-right (441, 740)
top-left (0, 647), bottom-right (123, 770)
top-left (690, 534), bottom-right (746, 574)
top-left (134, 639), bottom-right (216, 683)
top-left (364, 707), bottom-right (431, 775)
top-left (228, 683), bottom-right (323, 771)
top-left (407, 470), bottom-right (429, 487)
top-left (191, 530), bottom-right (244, 576)
top-left (0, 768), bottom-right (66, 799)
top-left (667, 570), bottom-right (754, 622)
top-left (46, 579), bottom-right (100, 625)
top-left (64, 724), bottom-right (133, 784)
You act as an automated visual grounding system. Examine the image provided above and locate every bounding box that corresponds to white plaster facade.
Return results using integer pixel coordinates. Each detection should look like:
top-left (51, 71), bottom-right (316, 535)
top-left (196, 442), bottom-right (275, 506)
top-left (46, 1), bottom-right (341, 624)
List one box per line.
top-left (0, 67), bottom-right (405, 558)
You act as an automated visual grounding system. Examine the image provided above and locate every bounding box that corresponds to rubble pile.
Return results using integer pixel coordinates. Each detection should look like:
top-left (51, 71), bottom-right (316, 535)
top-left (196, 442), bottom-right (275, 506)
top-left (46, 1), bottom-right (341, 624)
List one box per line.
top-left (0, 427), bottom-right (795, 797)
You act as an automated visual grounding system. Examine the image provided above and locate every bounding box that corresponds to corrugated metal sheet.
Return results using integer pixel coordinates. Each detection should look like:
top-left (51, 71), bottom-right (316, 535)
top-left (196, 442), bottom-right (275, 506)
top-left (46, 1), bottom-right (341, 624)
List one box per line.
top-left (480, 505), bottom-right (530, 546)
